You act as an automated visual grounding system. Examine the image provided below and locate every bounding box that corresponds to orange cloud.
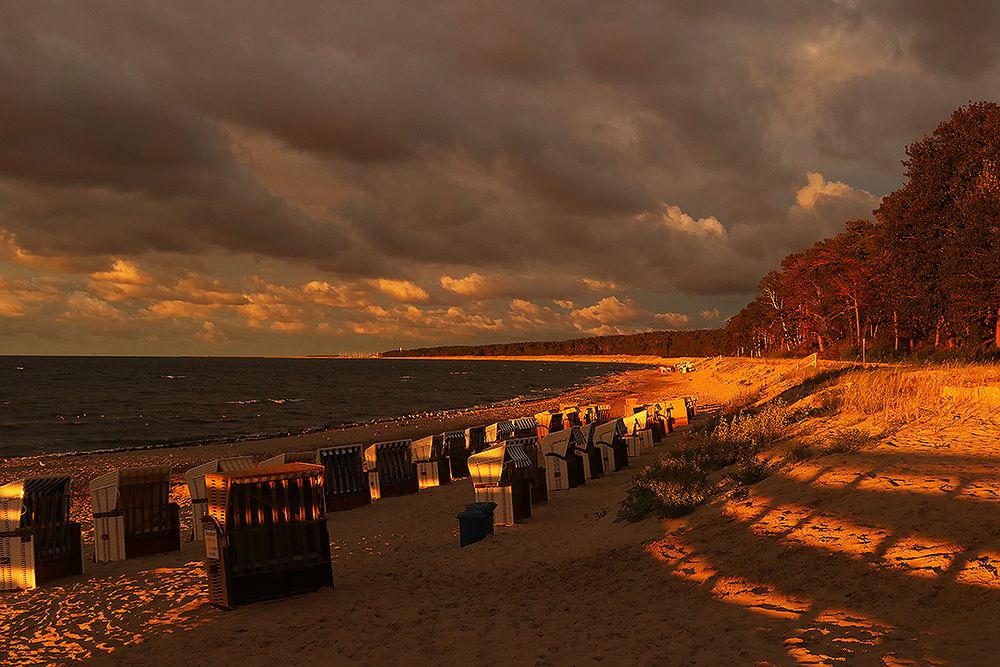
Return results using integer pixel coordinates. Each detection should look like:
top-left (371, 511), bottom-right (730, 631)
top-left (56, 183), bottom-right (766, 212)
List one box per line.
top-left (144, 300), bottom-right (220, 320)
top-left (0, 231), bottom-right (86, 273)
top-left (372, 278), bottom-right (429, 303)
top-left (440, 272), bottom-right (488, 296)
top-left (637, 204), bottom-right (727, 239)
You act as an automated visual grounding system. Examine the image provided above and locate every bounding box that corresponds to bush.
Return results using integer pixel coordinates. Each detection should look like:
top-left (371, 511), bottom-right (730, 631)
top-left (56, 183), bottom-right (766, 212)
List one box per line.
top-left (616, 457), bottom-right (712, 522)
top-left (788, 442), bottom-right (815, 461)
top-left (824, 428), bottom-right (877, 454)
top-left (726, 455), bottom-right (774, 485)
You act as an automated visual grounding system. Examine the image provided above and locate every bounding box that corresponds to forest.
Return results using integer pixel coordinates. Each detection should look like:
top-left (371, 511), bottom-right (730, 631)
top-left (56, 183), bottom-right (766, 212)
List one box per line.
top-left (388, 102), bottom-right (999, 361)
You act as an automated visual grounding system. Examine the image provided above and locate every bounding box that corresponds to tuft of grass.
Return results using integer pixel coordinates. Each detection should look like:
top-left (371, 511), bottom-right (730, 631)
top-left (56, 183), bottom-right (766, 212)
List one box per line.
top-left (824, 428), bottom-right (878, 454)
top-left (788, 442), bottom-right (815, 461)
top-left (723, 387), bottom-right (762, 414)
top-left (617, 458), bottom-right (711, 521)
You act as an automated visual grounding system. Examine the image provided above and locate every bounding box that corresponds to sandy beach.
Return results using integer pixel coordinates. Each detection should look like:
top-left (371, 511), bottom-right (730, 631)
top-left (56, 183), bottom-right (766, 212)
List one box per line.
top-left (4, 356), bottom-right (1000, 665)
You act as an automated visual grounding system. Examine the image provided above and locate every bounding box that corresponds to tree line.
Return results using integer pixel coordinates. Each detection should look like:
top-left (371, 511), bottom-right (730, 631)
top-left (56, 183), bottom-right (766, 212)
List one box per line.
top-left (726, 101), bottom-right (1000, 360)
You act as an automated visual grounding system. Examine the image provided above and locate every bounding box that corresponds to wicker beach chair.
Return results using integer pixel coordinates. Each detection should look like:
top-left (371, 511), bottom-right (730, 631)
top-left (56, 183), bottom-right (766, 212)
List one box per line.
top-left (0, 477), bottom-right (83, 590)
top-left (467, 441), bottom-right (534, 526)
top-left (505, 435), bottom-right (547, 504)
top-left (592, 419), bottom-right (629, 472)
top-left (410, 435), bottom-right (451, 490)
top-left (185, 457), bottom-right (258, 541)
top-left (464, 425), bottom-right (488, 457)
top-left (573, 423), bottom-right (604, 480)
top-left (443, 430), bottom-right (471, 479)
top-left (316, 444), bottom-right (371, 511)
top-left (202, 463), bottom-right (333, 609)
top-left (622, 411), bottom-right (654, 458)
top-left (662, 398), bottom-right (689, 428)
top-left (540, 429), bottom-right (586, 492)
top-left (364, 440), bottom-right (418, 500)
top-left (90, 466), bottom-right (180, 562)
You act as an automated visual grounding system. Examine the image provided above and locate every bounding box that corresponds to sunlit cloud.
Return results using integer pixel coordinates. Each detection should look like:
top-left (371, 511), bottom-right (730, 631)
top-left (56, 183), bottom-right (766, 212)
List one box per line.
top-left (371, 278), bottom-right (430, 303)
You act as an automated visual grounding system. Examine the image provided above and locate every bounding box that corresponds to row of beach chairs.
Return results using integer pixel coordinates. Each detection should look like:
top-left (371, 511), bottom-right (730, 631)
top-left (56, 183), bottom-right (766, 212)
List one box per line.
top-left (0, 395), bottom-right (699, 609)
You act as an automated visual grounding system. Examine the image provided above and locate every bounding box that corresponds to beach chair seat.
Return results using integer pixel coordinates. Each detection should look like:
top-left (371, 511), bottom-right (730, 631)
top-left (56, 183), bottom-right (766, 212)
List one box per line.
top-left (202, 463), bottom-right (333, 609)
top-left (364, 440), bottom-right (418, 500)
top-left (316, 444), bottom-right (371, 511)
top-left (185, 457), bottom-right (258, 541)
top-left (468, 442), bottom-right (533, 526)
top-left (0, 477), bottom-right (83, 590)
top-left (90, 466), bottom-right (180, 562)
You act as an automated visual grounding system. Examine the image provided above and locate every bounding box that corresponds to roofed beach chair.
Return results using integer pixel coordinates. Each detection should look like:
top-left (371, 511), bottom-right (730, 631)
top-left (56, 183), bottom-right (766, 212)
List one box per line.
top-left (258, 450), bottom-right (318, 467)
top-left (364, 440), bottom-right (418, 500)
top-left (90, 466), bottom-right (180, 562)
top-left (316, 444), bottom-right (371, 511)
top-left (410, 434), bottom-right (451, 490)
top-left (185, 457), bottom-right (258, 541)
top-left (506, 435), bottom-right (547, 504)
top-left (540, 429), bottom-right (586, 492)
top-left (202, 463), bottom-right (333, 609)
top-left (592, 419), bottom-right (629, 472)
top-left (465, 425), bottom-right (488, 456)
top-left (572, 424), bottom-right (604, 480)
top-left (444, 430), bottom-right (471, 479)
top-left (1, 477), bottom-right (83, 590)
top-left (663, 398), bottom-right (689, 428)
top-left (467, 441), bottom-right (534, 526)
top-left (622, 411), bottom-right (653, 458)
top-left (534, 410), bottom-right (561, 441)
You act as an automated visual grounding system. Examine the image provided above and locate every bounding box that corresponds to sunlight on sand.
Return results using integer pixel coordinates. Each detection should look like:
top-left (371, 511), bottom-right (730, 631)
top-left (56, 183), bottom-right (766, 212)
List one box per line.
top-left (1, 561), bottom-right (210, 664)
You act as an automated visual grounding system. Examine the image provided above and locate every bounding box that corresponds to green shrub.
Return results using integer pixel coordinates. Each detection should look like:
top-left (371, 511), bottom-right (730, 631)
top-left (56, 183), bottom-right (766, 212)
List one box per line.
top-left (616, 457), bottom-right (712, 522)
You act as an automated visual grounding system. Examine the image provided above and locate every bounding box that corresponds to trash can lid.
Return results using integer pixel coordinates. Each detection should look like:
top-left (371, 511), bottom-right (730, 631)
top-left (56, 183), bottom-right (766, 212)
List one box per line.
top-left (466, 501), bottom-right (497, 511)
top-left (457, 509), bottom-right (486, 519)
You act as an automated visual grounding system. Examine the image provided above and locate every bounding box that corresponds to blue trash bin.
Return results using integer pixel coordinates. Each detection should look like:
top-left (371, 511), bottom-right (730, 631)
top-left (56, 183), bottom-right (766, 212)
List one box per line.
top-left (465, 502), bottom-right (497, 534)
top-left (457, 508), bottom-right (489, 547)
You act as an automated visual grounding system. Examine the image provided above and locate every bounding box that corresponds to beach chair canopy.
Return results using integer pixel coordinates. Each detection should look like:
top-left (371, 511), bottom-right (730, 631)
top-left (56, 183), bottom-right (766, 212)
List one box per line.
top-left (510, 417), bottom-right (538, 434)
top-left (592, 419), bottom-right (627, 445)
top-left (468, 442), bottom-right (533, 486)
top-left (574, 424), bottom-right (595, 449)
top-left (90, 466), bottom-right (172, 515)
top-left (0, 477), bottom-right (71, 532)
top-left (185, 457), bottom-right (257, 502)
top-left (364, 440), bottom-right (416, 484)
top-left (258, 451), bottom-right (318, 467)
top-left (540, 429), bottom-right (584, 457)
top-left (443, 431), bottom-right (466, 447)
top-left (621, 410), bottom-right (648, 435)
top-left (205, 463), bottom-right (326, 528)
top-left (410, 434), bottom-right (446, 462)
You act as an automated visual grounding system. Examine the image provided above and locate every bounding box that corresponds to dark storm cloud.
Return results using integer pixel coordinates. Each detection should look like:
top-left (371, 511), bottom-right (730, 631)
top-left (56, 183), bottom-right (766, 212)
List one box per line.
top-left (1, 0), bottom-right (998, 302)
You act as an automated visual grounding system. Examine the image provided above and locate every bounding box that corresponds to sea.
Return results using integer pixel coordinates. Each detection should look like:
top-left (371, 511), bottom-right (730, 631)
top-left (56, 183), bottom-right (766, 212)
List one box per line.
top-left (0, 356), bottom-right (639, 458)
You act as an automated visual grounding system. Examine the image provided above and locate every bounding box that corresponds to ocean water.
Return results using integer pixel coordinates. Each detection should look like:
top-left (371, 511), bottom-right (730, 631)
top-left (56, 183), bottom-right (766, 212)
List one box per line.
top-left (0, 357), bottom-right (638, 458)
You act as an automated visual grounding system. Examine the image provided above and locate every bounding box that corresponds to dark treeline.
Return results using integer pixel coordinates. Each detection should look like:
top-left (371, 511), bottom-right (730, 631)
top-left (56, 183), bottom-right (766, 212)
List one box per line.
top-left (387, 102), bottom-right (998, 361)
top-left (382, 330), bottom-right (727, 358)
top-left (726, 101), bottom-right (1000, 360)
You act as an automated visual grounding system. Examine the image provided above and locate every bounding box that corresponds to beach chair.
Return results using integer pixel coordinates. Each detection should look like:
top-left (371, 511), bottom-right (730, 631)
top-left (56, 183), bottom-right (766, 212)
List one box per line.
top-left (202, 463), bottom-right (333, 610)
top-left (90, 466), bottom-right (180, 562)
top-left (257, 450), bottom-right (318, 467)
top-left (444, 430), bottom-right (471, 479)
top-left (410, 434), bottom-right (451, 490)
top-left (316, 444), bottom-right (371, 511)
top-left (540, 429), bottom-right (586, 492)
top-left (0, 477), bottom-right (83, 590)
top-left (534, 410), bottom-right (561, 441)
top-left (624, 397), bottom-right (639, 417)
top-left (573, 424), bottom-right (604, 480)
top-left (506, 435), bottom-right (547, 504)
top-left (622, 412), bottom-right (653, 458)
top-left (465, 425), bottom-right (488, 456)
top-left (185, 457), bottom-right (258, 541)
top-left (467, 441), bottom-right (534, 526)
top-left (663, 398), bottom-right (689, 428)
top-left (592, 419), bottom-right (629, 472)
top-left (364, 440), bottom-right (418, 500)
top-left (595, 404), bottom-right (612, 424)
top-left (683, 396), bottom-right (698, 419)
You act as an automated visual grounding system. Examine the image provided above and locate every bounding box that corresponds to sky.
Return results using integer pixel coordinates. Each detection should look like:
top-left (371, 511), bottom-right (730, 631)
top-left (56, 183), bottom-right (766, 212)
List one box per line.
top-left (1, 1), bottom-right (999, 355)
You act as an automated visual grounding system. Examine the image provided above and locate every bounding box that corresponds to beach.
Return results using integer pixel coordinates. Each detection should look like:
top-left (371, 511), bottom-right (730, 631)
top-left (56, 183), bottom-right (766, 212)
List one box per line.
top-left (5, 356), bottom-right (1000, 665)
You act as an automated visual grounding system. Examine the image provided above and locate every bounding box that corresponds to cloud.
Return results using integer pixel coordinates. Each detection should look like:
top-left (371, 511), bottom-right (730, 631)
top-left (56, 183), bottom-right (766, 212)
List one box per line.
top-left (700, 308), bottom-right (721, 320)
top-left (372, 278), bottom-right (430, 303)
top-left (638, 204), bottom-right (727, 239)
top-left (441, 272), bottom-right (489, 296)
top-left (655, 312), bottom-right (691, 327)
top-left (795, 172), bottom-right (874, 209)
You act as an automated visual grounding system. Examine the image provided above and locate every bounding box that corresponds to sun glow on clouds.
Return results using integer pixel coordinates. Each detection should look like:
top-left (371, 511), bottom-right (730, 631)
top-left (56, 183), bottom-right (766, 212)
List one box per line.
top-left (638, 204), bottom-right (727, 239)
top-left (795, 172), bottom-right (874, 210)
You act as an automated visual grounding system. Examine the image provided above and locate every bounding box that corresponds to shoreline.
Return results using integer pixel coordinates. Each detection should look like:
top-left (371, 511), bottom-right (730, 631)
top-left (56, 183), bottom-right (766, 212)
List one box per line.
top-left (1, 358), bottom-right (657, 463)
